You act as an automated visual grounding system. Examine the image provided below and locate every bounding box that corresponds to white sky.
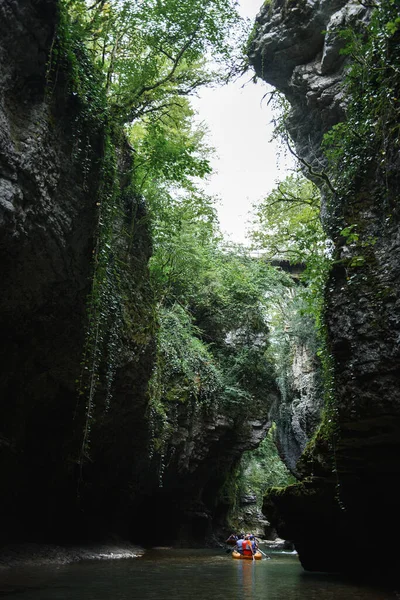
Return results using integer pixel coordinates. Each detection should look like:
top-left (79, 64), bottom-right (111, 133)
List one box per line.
top-left (191, 0), bottom-right (295, 244)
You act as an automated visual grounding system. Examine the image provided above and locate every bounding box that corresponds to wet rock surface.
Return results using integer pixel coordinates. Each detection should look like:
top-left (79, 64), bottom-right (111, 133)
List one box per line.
top-left (272, 343), bottom-right (323, 477)
top-left (0, 0), bottom-right (102, 542)
top-left (0, 542), bottom-right (144, 570)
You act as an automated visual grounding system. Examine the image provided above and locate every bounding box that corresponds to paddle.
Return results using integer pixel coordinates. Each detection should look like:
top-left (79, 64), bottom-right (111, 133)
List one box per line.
top-left (257, 548), bottom-right (271, 559)
top-left (251, 536), bottom-right (271, 560)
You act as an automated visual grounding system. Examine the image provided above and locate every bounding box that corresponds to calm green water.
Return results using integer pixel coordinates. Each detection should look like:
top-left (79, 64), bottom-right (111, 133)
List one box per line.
top-left (0, 549), bottom-right (397, 599)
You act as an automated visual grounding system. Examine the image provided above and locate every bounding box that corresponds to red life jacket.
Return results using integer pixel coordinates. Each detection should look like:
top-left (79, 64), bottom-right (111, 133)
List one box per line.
top-left (242, 540), bottom-right (253, 556)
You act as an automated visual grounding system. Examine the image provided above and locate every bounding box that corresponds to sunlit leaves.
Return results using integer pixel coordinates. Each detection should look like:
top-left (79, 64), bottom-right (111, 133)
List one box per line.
top-left (129, 99), bottom-right (213, 189)
top-left (249, 173), bottom-right (325, 264)
top-left (64, 0), bottom-right (247, 124)
top-left (155, 303), bottom-right (225, 406)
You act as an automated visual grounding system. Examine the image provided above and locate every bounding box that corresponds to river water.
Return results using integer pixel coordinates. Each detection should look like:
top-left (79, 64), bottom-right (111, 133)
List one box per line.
top-left (0, 549), bottom-right (397, 599)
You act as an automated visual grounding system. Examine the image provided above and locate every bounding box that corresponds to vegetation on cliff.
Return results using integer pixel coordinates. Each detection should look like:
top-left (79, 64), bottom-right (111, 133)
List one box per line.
top-left (55, 0), bottom-right (332, 522)
top-left (223, 425), bottom-right (296, 533)
top-left (3, 0), bottom-right (399, 552)
top-left (245, 0), bottom-right (400, 531)
top-left (323, 0), bottom-right (400, 228)
top-left (55, 0), bottom-right (289, 480)
top-left (300, 0), bottom-right (400, 452)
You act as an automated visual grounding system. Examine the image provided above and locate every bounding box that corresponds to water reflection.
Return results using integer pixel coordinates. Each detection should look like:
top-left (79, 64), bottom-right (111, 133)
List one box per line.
top-left (0, 549), bottom-right (397, 600)
top-left (235, 559), bottom-right (256, 599)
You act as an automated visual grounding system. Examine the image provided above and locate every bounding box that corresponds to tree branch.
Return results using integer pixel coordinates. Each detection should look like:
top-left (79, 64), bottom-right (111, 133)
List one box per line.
top-left (286, 138), bottom-right (337, 195)
top-left (134, 24), bottom-right (202, 98)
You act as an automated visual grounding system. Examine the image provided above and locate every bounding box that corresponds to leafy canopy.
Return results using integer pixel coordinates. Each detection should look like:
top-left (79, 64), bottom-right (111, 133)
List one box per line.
top-left (147, 186), bottom-right (288, 425)
top-left (129, 99), bottom-right (213, 191)
top-left (249, 173), bottom-right (324, 264)
top-left (65, 0), bottom-right (247, 124)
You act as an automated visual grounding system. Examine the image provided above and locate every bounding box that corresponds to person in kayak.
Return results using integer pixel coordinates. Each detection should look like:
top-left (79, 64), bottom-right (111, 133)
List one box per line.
top-left (243, 535), bottom-right (256, 557)
top-left (225, 533), bottom-right (238, 545)
top-left (234, 534), bottom-right (245, 554)
top-left (234, 534), bottom-right (255, 556)
top-left (248, 534), bottom-right (259, 549)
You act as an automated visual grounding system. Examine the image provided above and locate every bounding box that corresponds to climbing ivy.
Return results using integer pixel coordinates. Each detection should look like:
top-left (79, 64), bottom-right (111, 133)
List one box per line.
top-left (76, 131), bottom-right (122, 463)
top-left (48, 3), bottom-right (158, 469)
top-left (47, 4), bottom-right (122, 467)
top-left (322, 0), bottom-right (400, 231)
top-left (47, 0), bottom-right (252, 471)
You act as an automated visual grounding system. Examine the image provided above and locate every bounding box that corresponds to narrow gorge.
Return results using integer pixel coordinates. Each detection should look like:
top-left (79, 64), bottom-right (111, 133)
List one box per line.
top-left (1, 0), bottom-right (399, 587)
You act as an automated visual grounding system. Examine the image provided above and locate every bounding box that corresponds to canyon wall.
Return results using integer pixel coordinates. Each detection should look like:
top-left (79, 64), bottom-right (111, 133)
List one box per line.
top-left (273, 341), bottom-right (323, 477)
top-left (0, 0), bottom-right (156, 542)
top-left (249, 0), bottom-right (400, 578)
top-left (0, 0), bottom-right (277, 548)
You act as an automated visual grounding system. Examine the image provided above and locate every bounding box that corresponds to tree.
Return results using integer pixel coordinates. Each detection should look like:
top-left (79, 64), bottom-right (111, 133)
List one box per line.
top-left (129, 98), bottom-right (213, 192)
top-left (65, 0), bottom-right (247, 124)
top-left (249, 173), bottom-right (325, 264)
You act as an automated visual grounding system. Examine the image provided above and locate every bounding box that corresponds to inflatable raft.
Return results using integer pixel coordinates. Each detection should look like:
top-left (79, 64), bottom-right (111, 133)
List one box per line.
top-left (232, 550), bottom-right (262, 560)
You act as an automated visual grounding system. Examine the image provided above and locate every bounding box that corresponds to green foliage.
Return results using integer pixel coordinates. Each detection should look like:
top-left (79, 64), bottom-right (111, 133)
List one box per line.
top-left (240, 425), bottom-right (296, 500)
top-left (223, 424), bottom-right (295, 530)
top-left (149, 244), bottom-right (281, 389)
top-left (55, 0), bottom-right (338, 503)
top-left (51, 3), bottom-right (107, 122)
top-left (49, 10), bottom-right (129, 465)
top-left (245, 21), bottom-right (261, 55)
top-left (76, 131), bottom-right (154, 467)
top-left (74, 129), bottom-right (122, 463)
top-left (249, 173), bottom-right (325, 264)
top-left (152, 303), bottom-right (225, 408)
top-left (249, 172), bottom-right (334, 465)
top-left (315, 8), bottom-right (400, 453)
top-left (129, 101), bottom-right (212, 189)
top-left (149, 191), bottom-right (220, 305)
top-left (314, 1), bottom-right (400, 468)
top-left (192, 248), bottom-right (284, 344)
top-left (54, 0), bottom-right (248, 467)
top-left (48, 0), bottom-right (109, 188)
top-left (248, 172), bottom-right (332, 361)
top-left (322, 0), bottom-right (400, 225)
top-left (63, 0), bottom-right (247, 124)
top-left (146, 197), bottom-right (284, 463)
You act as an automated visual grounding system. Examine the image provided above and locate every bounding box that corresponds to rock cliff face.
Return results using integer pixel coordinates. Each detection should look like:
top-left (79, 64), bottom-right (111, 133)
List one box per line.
top-left (249, 0), bottom-right (400, 578)
top-left (129, 401), bottom-right (276, 546)
top-left (273, 342), bottom-right (323, 477)
top-left (249, 0), bottom-right (368, 167)
top-left (0, 0), bottom-right (100, 540)
top-left (0, 0), bottom-right (156, 543)
top-left (0, 0), bottom-right (277, 549)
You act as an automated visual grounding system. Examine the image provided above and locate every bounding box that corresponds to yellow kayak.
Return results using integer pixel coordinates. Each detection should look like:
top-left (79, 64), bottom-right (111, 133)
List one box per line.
top-left (232, 550), bottom-right (262, 560)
